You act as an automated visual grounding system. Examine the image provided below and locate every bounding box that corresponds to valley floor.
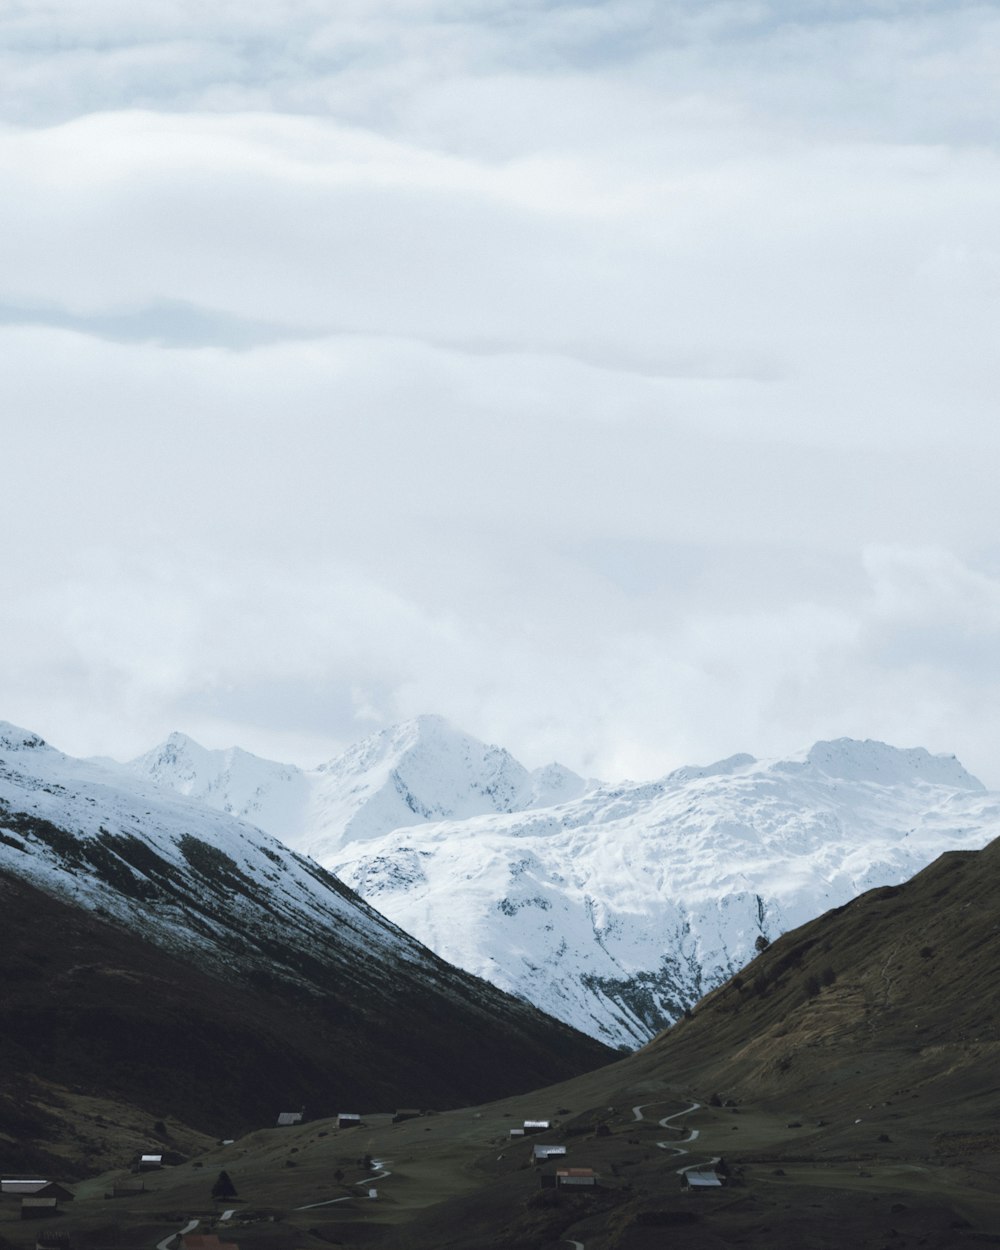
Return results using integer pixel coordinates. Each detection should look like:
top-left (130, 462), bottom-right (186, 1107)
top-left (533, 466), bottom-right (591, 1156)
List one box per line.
top-left (3, 1064), bottom-right (998, 1250)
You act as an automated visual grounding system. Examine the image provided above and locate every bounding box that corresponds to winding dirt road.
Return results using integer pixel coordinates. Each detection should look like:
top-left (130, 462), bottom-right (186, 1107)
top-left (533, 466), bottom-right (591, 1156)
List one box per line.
top-left (294, 1160), bottom-right (392, 1211)
top-left (632, 1099), bottom-right (719, 1173)
top-left (155, 1217), bottom-right (198, 1250)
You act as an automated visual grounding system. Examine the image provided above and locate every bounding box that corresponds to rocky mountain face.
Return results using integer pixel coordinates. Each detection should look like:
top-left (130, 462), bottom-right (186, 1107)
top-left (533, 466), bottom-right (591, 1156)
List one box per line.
top-left (0, 721), bottom-right (613, 1175)
top-left (128, 720), bottom-right (1000, 1050)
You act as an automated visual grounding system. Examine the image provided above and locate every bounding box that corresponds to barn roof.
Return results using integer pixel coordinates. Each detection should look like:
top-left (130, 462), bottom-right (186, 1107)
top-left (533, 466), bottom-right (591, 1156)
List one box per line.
top-left (684, 1170), bottom-right (723, 1187)
top-left (31, 1184), bottom-right (73, 1201)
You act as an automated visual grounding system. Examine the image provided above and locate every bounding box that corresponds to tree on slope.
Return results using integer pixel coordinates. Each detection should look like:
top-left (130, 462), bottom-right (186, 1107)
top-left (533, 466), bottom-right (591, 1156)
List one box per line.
top-left (211, 1170), bottom-right (238, 1199)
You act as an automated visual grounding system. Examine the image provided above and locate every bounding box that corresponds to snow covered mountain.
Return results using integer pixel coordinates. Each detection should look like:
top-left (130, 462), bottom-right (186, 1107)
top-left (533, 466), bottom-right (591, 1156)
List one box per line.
top-left (128, 714), bottom-right (590, 860)
top-left (1, 721), bottom-right (405, 984)
top-left (328, 738), bottom-right (1000, 1046)
top-left (126, 720), bottom-right (1000, 1050)
top-left (0, 720), bottom-right (612, 1120)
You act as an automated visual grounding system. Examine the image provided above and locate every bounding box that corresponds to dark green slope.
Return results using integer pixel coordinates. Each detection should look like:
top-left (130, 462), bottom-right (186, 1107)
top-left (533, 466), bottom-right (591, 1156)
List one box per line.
top-left (0, 868), bottom-right (612, 1177)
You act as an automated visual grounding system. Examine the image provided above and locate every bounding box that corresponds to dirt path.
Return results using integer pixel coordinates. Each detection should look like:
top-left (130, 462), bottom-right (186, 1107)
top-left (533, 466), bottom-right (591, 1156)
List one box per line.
top-left (295, 1161), bottom-right (391, 1211)
top-left (155, 1217), bottom-right (198, 1249)
top-left (631, 1099), bottom-right (701, 1127)
top-left (629, 1099), bottom-right (722, 1174)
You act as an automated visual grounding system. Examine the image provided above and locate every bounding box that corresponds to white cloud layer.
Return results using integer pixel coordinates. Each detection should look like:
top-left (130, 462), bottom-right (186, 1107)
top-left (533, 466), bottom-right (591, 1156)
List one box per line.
top-left (3, 1), bottom-right (1000, 783)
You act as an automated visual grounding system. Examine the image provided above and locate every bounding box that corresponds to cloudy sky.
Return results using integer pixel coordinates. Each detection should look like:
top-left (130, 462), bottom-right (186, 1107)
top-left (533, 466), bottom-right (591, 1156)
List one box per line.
top-left (3, 0), bottom-right (1000, 784)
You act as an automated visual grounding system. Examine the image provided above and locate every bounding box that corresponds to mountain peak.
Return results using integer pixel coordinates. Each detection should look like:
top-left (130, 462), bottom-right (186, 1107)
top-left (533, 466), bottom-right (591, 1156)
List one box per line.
top-left (321, 714), bottom-right (483, 769)
top-left (311, 716), bottom-right (538, 847)
top-left (797, 738), bottom-right (984, 790)
top-left (397, 712), bottom-right (455, 737)
top-left (127, 715), bottom-right (588, 862)
top-left (667, 752), bottom-right (758, 784)
top-left (159, 729), bottom-right (204, 755)
top-left (133, 731), bottom-right (213, 788)
top-left (137, 731), bottom-right (282, 770)
top-left (0, 722), bottom-right (49, 753)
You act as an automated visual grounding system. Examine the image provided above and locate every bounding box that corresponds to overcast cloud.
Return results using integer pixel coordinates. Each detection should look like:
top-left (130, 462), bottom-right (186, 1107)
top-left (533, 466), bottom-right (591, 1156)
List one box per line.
top-left (3, 0), bottom-right (1000, 784)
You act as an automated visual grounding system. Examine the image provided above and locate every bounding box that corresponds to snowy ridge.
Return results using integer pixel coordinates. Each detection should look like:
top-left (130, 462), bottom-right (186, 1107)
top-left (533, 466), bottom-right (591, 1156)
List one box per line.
top-left (797, 738), bottom-right (981, 788)
top-left (0, 722), bottom-right (420, 984)
top-left (125, 723), bottom-right (1000, 1049)
top-left (328, 738), bottom-right (999, 1047)
top-left (131, 731), bottom-right (312, 834)
top-left (128, 714), bottom-right (591, 861)
top-left (0, 719), bottom-right (616, 1120)
top-left (0, 718), bottom-right (584, 1042)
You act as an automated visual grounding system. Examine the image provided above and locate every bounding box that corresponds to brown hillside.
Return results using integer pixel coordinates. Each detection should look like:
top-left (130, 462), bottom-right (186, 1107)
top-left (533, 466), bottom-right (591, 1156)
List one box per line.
top-left (637, 840), bottom-right (1000, 1120)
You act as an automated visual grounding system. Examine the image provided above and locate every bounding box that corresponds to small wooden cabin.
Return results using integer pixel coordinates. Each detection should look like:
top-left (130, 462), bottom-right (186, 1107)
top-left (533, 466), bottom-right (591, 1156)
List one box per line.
top-left (532, 1145), bottom-right (567, 1163)
top-left (392, 1109), bottom-right (421, 1123)
top-left (556, 1168), bottom-right (597, 1188)
top-left (21, 1197), bottom-right (59, 1220)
